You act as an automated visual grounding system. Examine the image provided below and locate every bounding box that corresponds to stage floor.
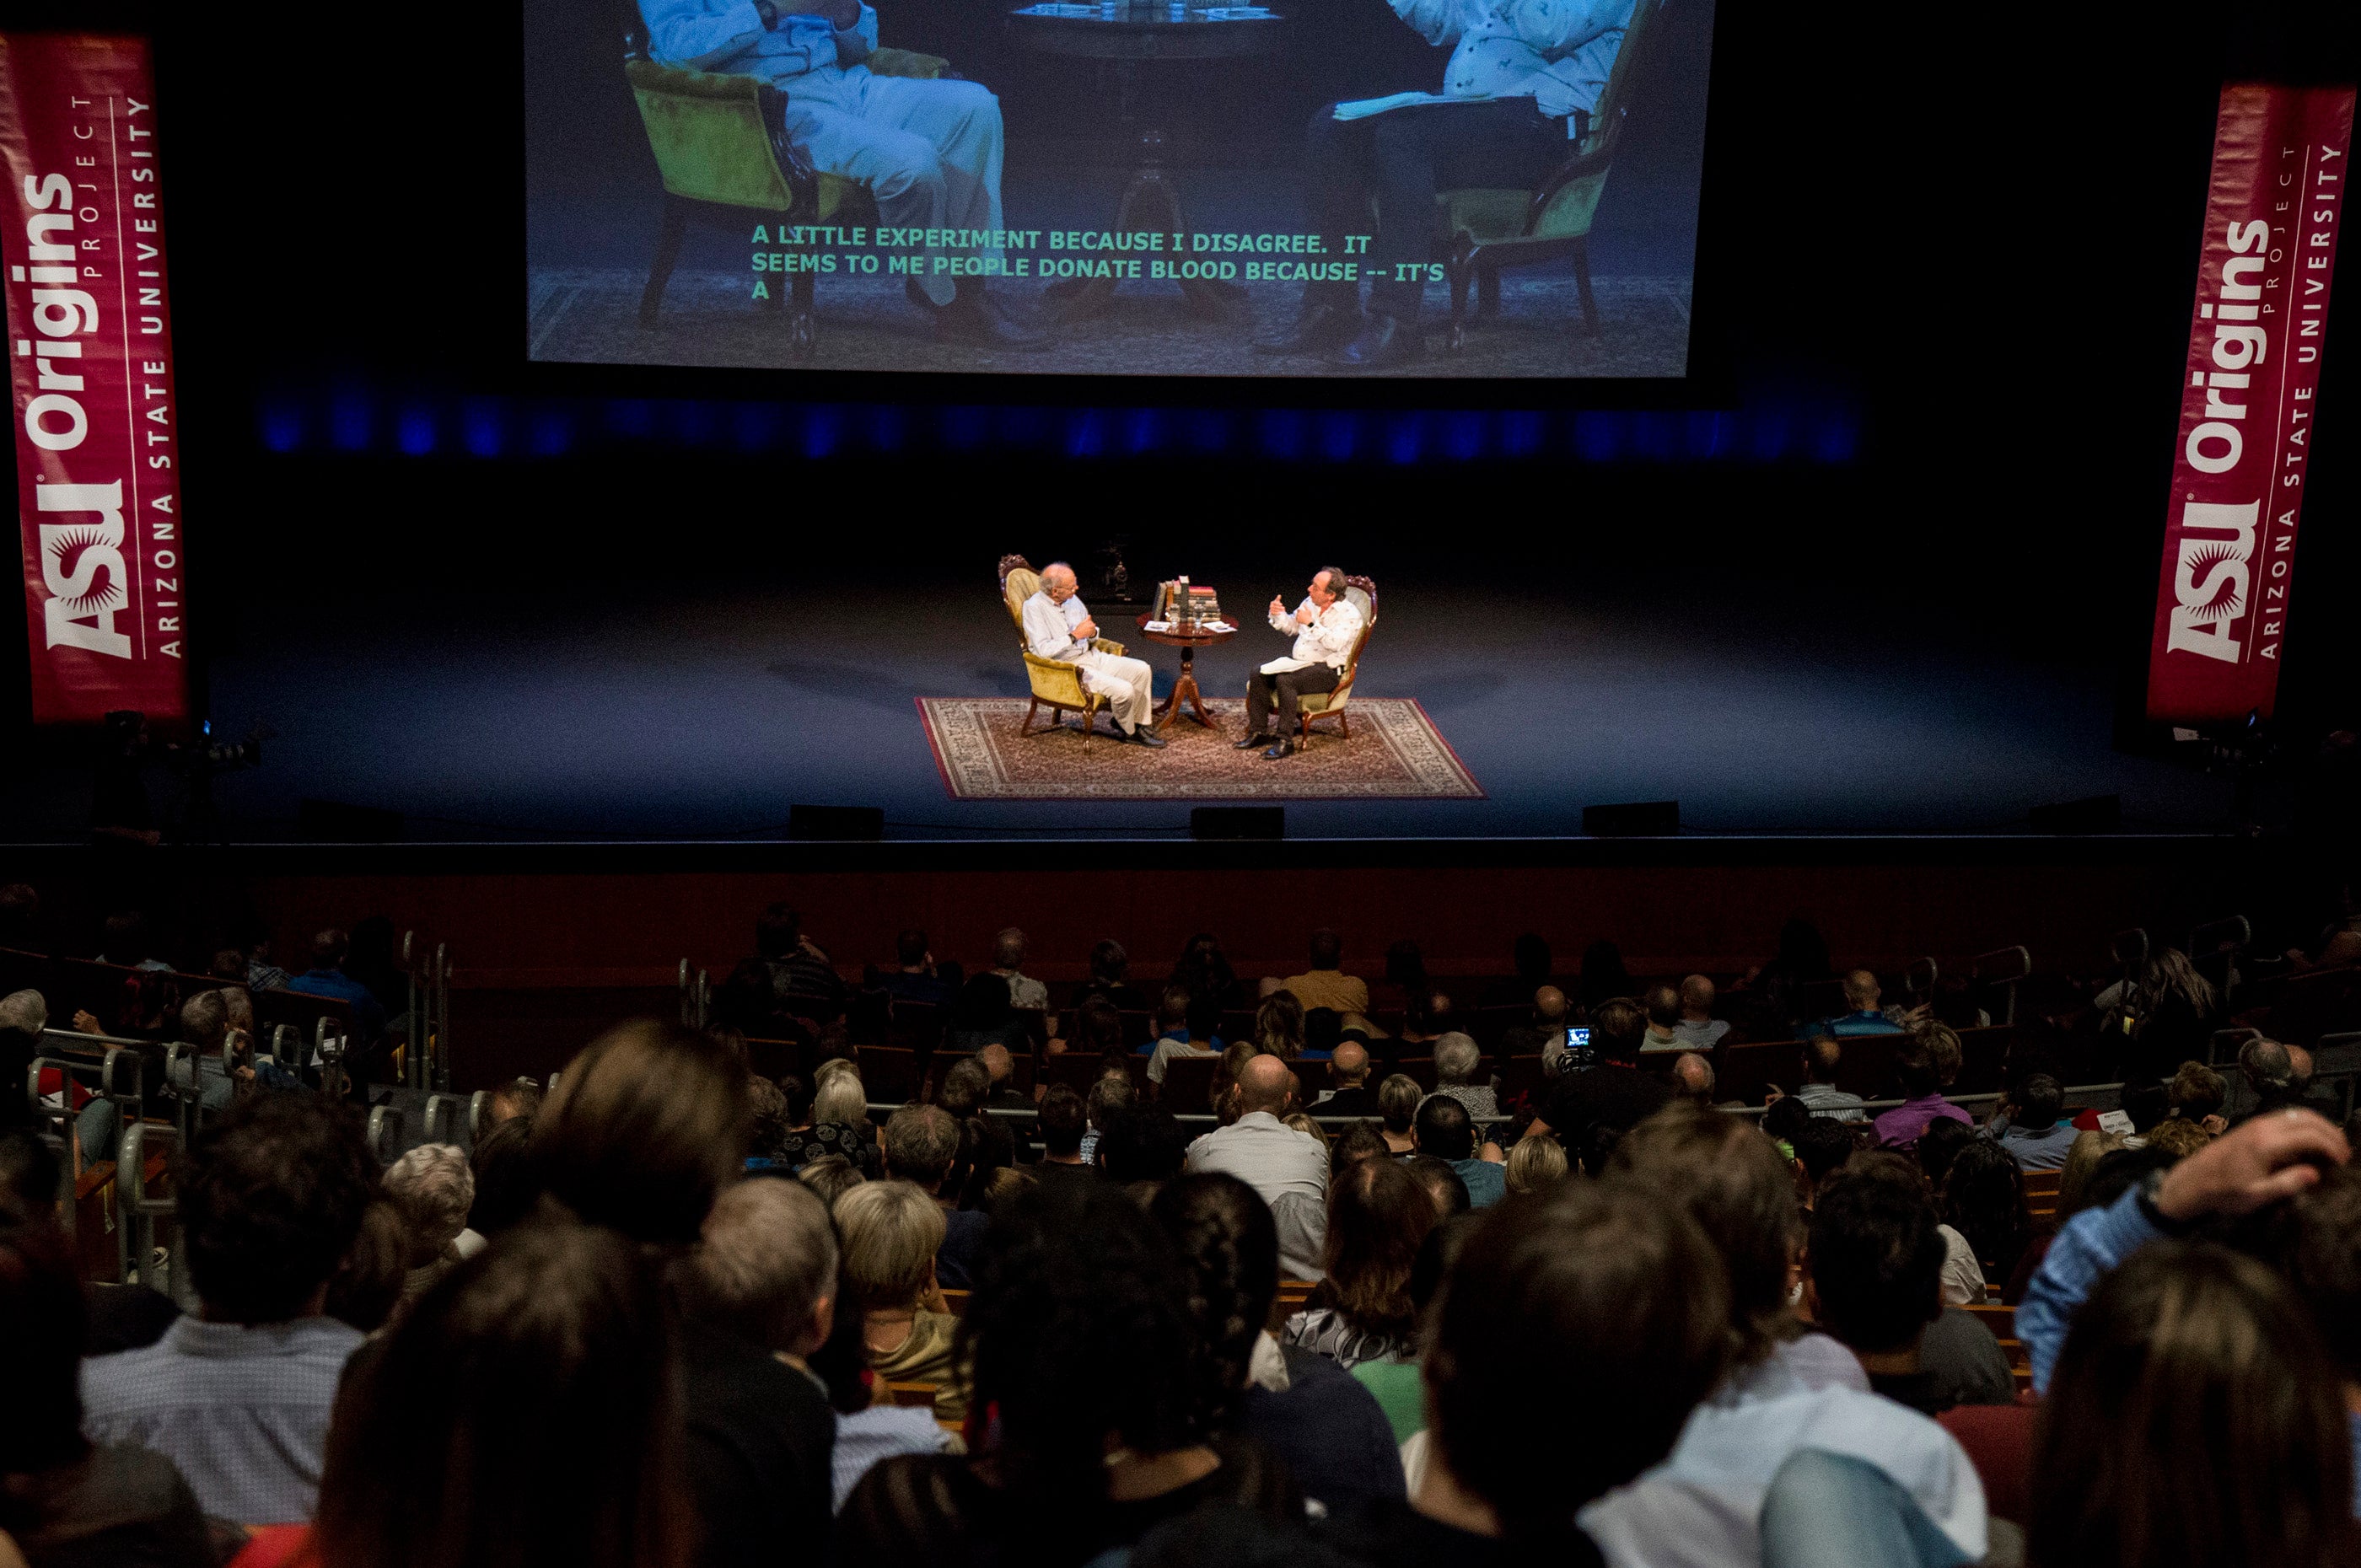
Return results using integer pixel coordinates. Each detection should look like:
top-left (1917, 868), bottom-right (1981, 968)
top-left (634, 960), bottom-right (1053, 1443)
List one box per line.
top-left (24, 572), bottom-right (2232, 844)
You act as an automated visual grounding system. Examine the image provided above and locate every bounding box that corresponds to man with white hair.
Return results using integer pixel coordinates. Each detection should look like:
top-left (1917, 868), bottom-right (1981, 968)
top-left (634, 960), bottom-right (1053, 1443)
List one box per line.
top-left (383, 1143), bottom-right (476, 1311)
top-left (1671, 1052), bottom-right (1716, 1104)
top-left (1019, 561), bottom-right (1164, 748)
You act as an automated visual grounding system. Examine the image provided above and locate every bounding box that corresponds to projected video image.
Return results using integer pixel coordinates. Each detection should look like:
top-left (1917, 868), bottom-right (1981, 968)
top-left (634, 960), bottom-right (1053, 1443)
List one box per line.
top-left (524, 0), bottom-right (1713, 378)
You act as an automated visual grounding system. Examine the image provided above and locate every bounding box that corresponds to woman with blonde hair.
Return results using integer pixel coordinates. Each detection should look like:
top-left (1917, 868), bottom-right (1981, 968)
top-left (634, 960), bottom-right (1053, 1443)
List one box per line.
top-left (1375, 1073), bottom-right (1421, 1154)
top-left (834, 1180), bottom-right (965, 1422)
top-left (1283, 1112), bottom-right (1331, 1154)
top-left (807, 1071), bottom-right (880, 1177)
top-left (1504, 1133), bottom-right (1568, 1195)
top-left (1255, 991), bottom-right (1306, 1061)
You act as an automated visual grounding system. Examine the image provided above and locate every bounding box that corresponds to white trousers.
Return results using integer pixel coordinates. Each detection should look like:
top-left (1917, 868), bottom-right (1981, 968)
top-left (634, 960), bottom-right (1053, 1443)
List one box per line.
top-left (1073, 651), bottom-right (1154, 733)
top-left (783, 68), bottom-right (1004, 307)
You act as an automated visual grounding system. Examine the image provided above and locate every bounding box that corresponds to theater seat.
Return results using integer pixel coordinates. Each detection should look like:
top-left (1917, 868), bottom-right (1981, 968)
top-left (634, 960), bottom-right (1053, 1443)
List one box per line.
top-left (1431, 0), bottom-right (1668, 351)
top-left (1938, 1400), bottom-right (2037, 1527)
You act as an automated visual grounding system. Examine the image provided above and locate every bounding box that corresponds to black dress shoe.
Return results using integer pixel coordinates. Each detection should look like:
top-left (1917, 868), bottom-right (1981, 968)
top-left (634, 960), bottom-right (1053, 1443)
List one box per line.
top-left (1234, 732), bottom-right (1277, 749)
top-left (1254, 300), bottom-right (1363, 356)
top-left (1262, 739), bottom-right (1299, 760)
top-left (1129, 728), bottom-right (1168, 749)
top-left (1331, 313), bottom-right (1423, 369)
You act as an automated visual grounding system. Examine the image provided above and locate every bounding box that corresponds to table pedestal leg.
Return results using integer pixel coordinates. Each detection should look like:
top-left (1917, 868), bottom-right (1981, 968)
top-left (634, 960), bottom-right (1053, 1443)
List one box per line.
top-left (1154, 643), bottom-right (1219, 728)
top-left (1045, 127), bottom-right (1248, 325)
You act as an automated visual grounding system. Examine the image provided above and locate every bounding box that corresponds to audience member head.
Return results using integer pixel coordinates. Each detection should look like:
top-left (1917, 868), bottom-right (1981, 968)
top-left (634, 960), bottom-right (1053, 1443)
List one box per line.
top-left (1088, 938), bottom-right (1130, 987)
top-left (680, 1176), bottom-right (837, 1356)
top-left (1803, 1034), bottom-right (1844, 1086)
top-left (883, 1104), bottom-right (959, 1194)
top-left (179, 987), bottom-right (230, 1051)
top-left (2030, 1242), bottom-right (2358, 1568)
top-left (756, 903), bottom-right (802, 960)
top-left (1433, 1033), bottom-right (1482, 1087)
top-left (1323, 1156), bottom-right (1439, 1340)
top-left (1253, 990), bottom-right (1304, 1059)
top-left (1426, 1183), bottom-right (1733, 1544)
top-left (1940, 1137), bottom-right (2034, 1276)
top-left (994, 926), bottom-right (1028, 971)
top-left (894, 928), bottom-right (929, 969)
top-left (385, 1142), bottom-right (474, 1270)
top-left (308, 926), bottom-right (348, 973)
top-left (1532, 985), bottom-right (1568, 1025)
top-left (834, 1179), bottom-right (946, 1317)
top-left (1155, 984), bottom-right (1191, 1038)
top-left (1914, 1114), bottom-right (1975, 1189)
top-left (1075, 999), bottom-right (1127, 1061)
top-left (745, 1077), bottom-right (789, 1157)
top-left (1283, 1112), bottom-right (1331, 1153)
top-left (2287, 1044), bottom-right (2318, 1093)
top-left (1842, 968), bottom-right (1881, 1013)
top-left (180, 1090), bottom-right (376, 1324)
top-left (1679, 974), bottom-right (1717, 1019)
top-left (949, 1183), bottom-right (1216, 1555)
top-left (1807, 1153), bottom-right (1943, 1357)
top-left (1231, 1053), bottom-right (1295, 1119)
top-left (796, 1154), bottom-right (865, 1210)
top-left (1761, 1093), bottom-right (1814, 1149)
top-left (1085, 1069), bottom-right (1136, 1132)
top-left (775, 1073), bottom-right (813, 1129)
top-left (487, 1077), bottom-right (544, 1124)
top-left (1415, 1094), bottom-right (1476, 1161)
top-left (2168, 1060), bottom-right (2227, 1123)
top-left (1609, 1103), bottom-right (1796, 1367)
top-left (1377, 1072), bottom-right (1422, 1135)
top-left (1331, 1039), bottom-right (1369, 1086)
top-left (937, 1058), bottom-right (988, 1119)
top-left (1589, 996), bottom-right (1648, 1066)
top-left (315, 1222), bottom-right (689, 1568)
top-left (535, 1020), bottom-right (750, 1247)
top-left (1306, 927), bottom-right (1344, 971)
top-left (1096, 1107), bottom-right (1191, 1184)
top-left (1405, 1154), bottom-right (1471, 1217)
top-left (1644, 985), bottom-right (1681, 1031)
top-left (1790, 1117), bottom-right (1856, 1200)
top-left (1038, 1084), bottom-right (1087, 1159)
top-left (1671, 1052), bottom-right (1715, 1104)
top-left (978, 1042), bottom-right (1015, 1086)
top-left (468, 1115), bottom-right (541, 1239)
top-left (2143, 1118), bottom-right (2209, 1161)
top-left (1330, 1121), bottom-right (1390, 1173)
top-left (2011, 1072), bottom-right (2064, 1130)
top-left (327, 1198), bottom-right (408, 1334)
top-left (2240, 1035), bottom-right (2295, 1100)
top-left (1503, 1134), bottom-right (1568, 1195)
top-left (1148, 1173), bottom-right (1278, 1420)
top-left (1893, 1022), bottom-right (1954, 1099)
top-left (812, 1071), bottom-right (867, 1129)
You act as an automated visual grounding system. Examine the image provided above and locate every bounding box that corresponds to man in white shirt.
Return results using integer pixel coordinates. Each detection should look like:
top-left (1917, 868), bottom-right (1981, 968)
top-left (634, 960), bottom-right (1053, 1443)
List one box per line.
top-left (1237, 567), bottom-right (1363, 760)
top-left (1019, 561), bottom-right (1164, 748)
top-left (1183, 1055), bottom-right (1327, 1209)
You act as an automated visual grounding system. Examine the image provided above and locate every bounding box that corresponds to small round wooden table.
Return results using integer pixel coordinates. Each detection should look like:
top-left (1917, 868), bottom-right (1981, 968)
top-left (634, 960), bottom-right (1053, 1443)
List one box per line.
top-left (1134, 615), bottom-right (1235, 729)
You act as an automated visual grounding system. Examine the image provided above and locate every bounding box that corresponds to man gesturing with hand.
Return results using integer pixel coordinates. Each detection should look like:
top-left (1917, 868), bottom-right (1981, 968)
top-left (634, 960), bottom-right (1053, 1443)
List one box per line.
top-left (1237, 567), bottom-right (1362, 760)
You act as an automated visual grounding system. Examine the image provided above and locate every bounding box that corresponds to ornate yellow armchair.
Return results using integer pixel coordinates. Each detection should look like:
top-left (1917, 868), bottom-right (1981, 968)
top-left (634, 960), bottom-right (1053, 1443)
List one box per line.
top-left (1295, 575), bottom-right (1376, 744)
top-left (998, 555), bottom-right (1128, 744)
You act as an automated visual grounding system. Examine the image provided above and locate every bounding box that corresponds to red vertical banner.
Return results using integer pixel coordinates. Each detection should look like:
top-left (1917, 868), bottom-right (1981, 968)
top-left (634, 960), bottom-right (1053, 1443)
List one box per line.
top-left (2148, 83), bottom-right (2353, 724)
top-left (0, 34), bottom-right (189, 728)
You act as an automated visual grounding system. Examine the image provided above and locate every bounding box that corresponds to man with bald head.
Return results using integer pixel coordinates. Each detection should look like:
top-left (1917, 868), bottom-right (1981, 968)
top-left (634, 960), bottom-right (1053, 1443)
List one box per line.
top-left (1641, 985), bottom-right (1686, 1053)
top-left (1315, 1039), bottom-right (1379, 1117)
top-left (1673, 975), bottom-right (1729, 1050)
top-left (1183, 1052), bottom-right (1328, 1208)
top-left (1812, 969), bottom-right (1904, 1038)
top-left (1502, 984), bottom-right (1571, 1058)
top-left (1670, 1052), bottom-right (1716, 1104)
top-left (1019, 561), bottom-right (1164, 748)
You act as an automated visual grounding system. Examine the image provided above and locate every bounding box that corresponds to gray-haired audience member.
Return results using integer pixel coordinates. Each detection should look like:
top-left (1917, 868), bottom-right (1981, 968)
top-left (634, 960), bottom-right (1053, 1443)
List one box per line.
top-left (884, 1104), bottom-right (987, 1289)
top-left (1428, 1034), bottom-right (1497, 1121)
top-left (1672, 1052), bottom-right (1716, 1104)
top-left (1674, 974), bottom-right (1731, 1050)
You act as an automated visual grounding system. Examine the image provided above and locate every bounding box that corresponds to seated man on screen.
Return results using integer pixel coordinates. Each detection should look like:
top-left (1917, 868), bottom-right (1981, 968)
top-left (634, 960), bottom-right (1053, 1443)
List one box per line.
top-left (1022, 563), bottom-right (1166, 748)
top-left (1254, 0), bottom-right (1634, 368)
top-left (1237, 567), bottom-right (1362, 760)
top-left (638, 0), bottom-right (1046, 349)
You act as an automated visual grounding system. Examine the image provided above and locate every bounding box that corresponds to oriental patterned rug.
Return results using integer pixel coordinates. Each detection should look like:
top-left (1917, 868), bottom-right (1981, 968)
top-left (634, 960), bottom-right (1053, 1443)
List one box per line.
top-left (917, 697), bottom-right (1485, 802)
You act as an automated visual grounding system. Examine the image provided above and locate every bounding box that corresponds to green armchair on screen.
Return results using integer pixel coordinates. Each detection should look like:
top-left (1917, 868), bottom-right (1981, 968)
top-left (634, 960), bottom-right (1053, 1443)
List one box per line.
top-left (618, 1), bottom-right (949, 356)
top-left (1430, 0), bottom-right (1667, 351)
top-left (998, 555), bottom-right (1129, 744)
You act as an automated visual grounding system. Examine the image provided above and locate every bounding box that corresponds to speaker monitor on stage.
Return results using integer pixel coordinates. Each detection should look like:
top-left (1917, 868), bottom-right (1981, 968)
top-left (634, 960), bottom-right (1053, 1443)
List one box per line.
top-left (1583, 800), bottom-right (1680, 837)
top-left (1191, 806), bottom-right (1285, 840)
top-left (788, 804), bottom-right (886, 841)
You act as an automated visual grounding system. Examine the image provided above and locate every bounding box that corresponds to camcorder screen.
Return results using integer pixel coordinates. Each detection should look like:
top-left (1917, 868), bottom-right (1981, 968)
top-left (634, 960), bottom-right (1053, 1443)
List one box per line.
top-left (524, 0), bottom-right (1714, 379)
